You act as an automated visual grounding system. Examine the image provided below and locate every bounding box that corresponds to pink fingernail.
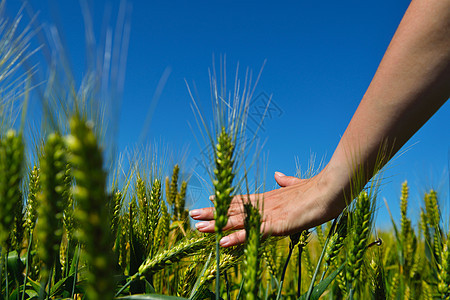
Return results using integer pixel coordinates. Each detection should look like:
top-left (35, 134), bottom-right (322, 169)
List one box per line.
top-left (275, 171), bottom-right (286, 177)
top-left (220, 236), bottom-right (230, 246)
top-left (195, 221), bottom-right (209, 230)
top-left (189, 209), bottom-right (201, 217)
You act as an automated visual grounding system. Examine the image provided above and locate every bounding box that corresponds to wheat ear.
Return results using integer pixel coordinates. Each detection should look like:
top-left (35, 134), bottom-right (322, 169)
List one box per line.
top-left (0, 130), bottom-right (24, 253)
top-left (242, 202), bottom-right (262, 299)
top-left (138, 236), bottom-right (208, 276)
top-left (66, 117), bottom-right (114, 300)
top-left (346, 191), bottom-right (374, 297)
top-left (36, 133), bottom-right (67, 281)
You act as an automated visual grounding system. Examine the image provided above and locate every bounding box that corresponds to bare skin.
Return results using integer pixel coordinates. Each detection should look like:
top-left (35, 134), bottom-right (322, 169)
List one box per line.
top-left (190, 0), bottom-right (450, 247)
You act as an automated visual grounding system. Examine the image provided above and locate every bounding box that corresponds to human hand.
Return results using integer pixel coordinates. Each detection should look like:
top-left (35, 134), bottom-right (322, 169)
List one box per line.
top-left (189, 170), bottom-right (346, 247)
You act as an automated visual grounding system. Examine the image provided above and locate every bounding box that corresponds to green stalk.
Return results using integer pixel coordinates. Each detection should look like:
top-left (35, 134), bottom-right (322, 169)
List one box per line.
top-left (4, 253), bottom-right (9, 299)
top-left (305, 218), bottom-right (338, 300)
top-left (276, 240), bottom-right (295, 300)
top-left (224, 270), bottom-right (231, 300)
top-left (236, 277), bottom-right (245, 300)
top-left (216, 237), bottom-right (221, 299)
top-left (21, 231), bottom-right (34, 300)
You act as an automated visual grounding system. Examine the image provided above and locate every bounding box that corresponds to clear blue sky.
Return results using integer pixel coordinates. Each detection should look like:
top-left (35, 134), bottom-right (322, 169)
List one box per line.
top-left (6, 0), bottom-right (449, 229)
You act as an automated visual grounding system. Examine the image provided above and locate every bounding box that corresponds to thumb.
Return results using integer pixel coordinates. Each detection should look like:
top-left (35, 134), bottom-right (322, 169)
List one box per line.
top-left (274, 171), bottom-right (302, 187)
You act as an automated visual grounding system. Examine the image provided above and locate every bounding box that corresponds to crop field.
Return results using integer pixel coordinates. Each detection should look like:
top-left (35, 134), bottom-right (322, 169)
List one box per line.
top-left (0, 3), bottom-right (449, 300)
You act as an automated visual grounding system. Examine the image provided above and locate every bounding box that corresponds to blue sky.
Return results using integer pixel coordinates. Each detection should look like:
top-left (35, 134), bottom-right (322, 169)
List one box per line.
top-left (6, 0), bottom-right (449, 229)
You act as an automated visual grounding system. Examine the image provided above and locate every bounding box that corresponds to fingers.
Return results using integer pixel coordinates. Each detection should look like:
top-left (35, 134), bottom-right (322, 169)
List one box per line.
top-left (194, 220), bottom-right (214, 232)
top-left (189, 207), bottom-right (215, 220)
top-left (219, 230), bottom-right (246, 247)
top-left (274, 171), bottom-right (302, 187)
top-left (194, 214), bottom-right (246, 233)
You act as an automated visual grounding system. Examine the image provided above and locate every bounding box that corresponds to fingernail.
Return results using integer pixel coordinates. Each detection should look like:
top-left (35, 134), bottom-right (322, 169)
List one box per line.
top-left (195, 221), bottom-right (209, 230)
top-left (189, 209), bottom-right (201, 217)
top-left (220, 236), bottom-right (230, 246)
top-left (275, 171), bottom-right (285, 177)
top-left (209, 195), bottom-right (215, 201)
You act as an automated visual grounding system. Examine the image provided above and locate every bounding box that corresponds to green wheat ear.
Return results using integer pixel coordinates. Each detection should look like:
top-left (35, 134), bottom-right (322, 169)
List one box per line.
top-left (175, 180), bottom-right (187, 221)
top-left (0, 129), bottom-right (25, 253)
top-left (369, 249), bottom-right (386, 299)
top-left (400, 181), bottom-right (410, 244)
top-left (36, 133), bottom-right (67, 280)
top-left (25, 166), bottom-right (40, 235)
top-left (138, 236), bottom-right (208, 276)
top-left (324, 212), bottom-right (348, 269)
top-left (154, 195), bottom-right (170, 251)
top-left (437, 233), bottom-right (450, 299)
top-left (213, 127), bottom-right (235, 236)
top-left (242, 201), bottom-right (262, 300)
top-left (346, 191), bottom-right (374, 296)
top-left (148, 178), bottom-right (162, 257)
top-left (62, 163), bottom-right (74, 242)
top-left (66, 116), bottom-right (114, 300)
top-left (168, 164), bottom-right (180, 208)
top-left (111, 189), bottom-right (123, 239)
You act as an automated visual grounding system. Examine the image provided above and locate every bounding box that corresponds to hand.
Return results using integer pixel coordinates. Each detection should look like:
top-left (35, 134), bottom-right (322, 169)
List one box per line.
top-left (189, 170), bottom-right (346, 247)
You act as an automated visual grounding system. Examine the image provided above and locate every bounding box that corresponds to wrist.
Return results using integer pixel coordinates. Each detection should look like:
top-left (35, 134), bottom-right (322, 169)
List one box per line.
top-left (316, 163), bottom-right (352, 217)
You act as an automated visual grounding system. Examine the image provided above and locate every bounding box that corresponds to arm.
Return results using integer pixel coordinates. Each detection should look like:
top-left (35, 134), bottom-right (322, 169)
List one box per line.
top-left (317, 0), bottom-right (450, 221)
top-left (190, 0), bottom-right (450, 247)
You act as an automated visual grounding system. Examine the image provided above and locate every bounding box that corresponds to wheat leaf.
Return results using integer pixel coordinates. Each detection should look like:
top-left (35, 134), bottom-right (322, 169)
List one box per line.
top-left (299, 262), bottom-right (345, 300)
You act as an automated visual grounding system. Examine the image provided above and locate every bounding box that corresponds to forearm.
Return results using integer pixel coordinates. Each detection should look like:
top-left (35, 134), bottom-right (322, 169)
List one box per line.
top-left (323, 0), bottom-right (450, 209)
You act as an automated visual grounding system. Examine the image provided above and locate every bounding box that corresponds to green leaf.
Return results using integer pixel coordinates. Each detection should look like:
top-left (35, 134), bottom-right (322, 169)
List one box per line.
top-left (299, 262), bottom-right (345, 300)
top-left (145, 279), bottom-right (156, 294)
top-left (24, 276), bottom-right (41, 292)
top-left (6, 250), bottom-right (25, 282)
top-left (51, 274), bottom-right (75, 296)
top-left (69, 244), bottom-right (81, 275)
top-left (116, 294), bottom-right (189, 300)
top-left (9, 286), bottom-right (39, 299)
top-left (189, 251), bottom-right (213, 299)
top-left (383, 198), bottom-right (400, 243)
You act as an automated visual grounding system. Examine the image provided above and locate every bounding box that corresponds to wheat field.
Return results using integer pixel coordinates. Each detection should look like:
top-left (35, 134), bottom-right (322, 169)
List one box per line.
top-left (0, 3), bottom-right (449, 300)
